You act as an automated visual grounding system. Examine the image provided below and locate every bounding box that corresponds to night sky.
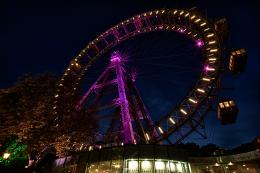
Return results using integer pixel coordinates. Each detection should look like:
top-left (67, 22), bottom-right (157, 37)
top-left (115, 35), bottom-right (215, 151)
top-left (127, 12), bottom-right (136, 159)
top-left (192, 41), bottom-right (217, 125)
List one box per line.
top-left (1, 0), bottom-right (260, 148)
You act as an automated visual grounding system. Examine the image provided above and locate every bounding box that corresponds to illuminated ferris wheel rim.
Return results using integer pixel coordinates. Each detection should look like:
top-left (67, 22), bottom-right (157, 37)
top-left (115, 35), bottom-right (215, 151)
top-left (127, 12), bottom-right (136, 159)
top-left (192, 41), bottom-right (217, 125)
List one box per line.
top-left (53, 8), bottom-right (222, 144)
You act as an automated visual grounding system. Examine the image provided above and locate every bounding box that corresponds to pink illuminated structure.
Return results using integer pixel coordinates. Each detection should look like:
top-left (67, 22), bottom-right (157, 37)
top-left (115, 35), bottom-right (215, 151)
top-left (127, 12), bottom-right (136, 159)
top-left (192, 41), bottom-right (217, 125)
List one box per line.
top-left (111, 52), bottom-right (134, 143)
top-left (196, 40), bottom-right (204, 47)
top-left (204, 65), bottom-right (215, 72)
top-left (76, 51), bottom-right (156, 144)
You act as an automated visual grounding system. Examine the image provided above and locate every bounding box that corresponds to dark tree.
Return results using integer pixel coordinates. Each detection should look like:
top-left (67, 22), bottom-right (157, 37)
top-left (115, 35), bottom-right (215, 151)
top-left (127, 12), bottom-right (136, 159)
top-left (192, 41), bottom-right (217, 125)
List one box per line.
top-left (0, 74), bottom-right (56, 147)
top-left (0, 73), bottom-right (97, 156)
top-left (200, 143), bottom-right (221, 156)
top-left (177, 142), bottom-right (200, 156)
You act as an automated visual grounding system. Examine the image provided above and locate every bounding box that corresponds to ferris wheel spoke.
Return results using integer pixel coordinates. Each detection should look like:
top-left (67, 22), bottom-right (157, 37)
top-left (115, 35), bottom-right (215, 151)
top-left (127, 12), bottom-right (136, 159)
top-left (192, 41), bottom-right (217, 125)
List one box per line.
top-left (139, 62), bottom-right (201, 71)
top-left (137, 69), bottom-right (200, 78)
top-left (137, 76), bottom-right (197, 88)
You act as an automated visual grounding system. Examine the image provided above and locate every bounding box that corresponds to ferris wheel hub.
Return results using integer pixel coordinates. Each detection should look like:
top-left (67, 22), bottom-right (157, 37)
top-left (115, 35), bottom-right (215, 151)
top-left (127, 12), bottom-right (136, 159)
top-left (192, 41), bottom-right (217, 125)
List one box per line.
top-left (110, 51), bottom-right (122, 63)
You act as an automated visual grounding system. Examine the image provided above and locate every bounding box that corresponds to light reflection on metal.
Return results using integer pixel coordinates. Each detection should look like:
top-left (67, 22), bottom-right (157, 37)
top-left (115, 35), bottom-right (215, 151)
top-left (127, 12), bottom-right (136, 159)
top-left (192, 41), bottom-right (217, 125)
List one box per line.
top-left (200, 22), bottom-right (206, 27)
top-left (158, 127), bottom-right (164, 134)
top-left (204, 28), bottom-right (210, 32)
top-left (169, 117), bottom-right (176, 124)
top-left (188, 98), bottom-right (198, 104)
top-left (208, 58), bottom-right (217, 61)
top-left (180, 109), bottom-right (188, 115)
top-left (195, 18), bottom-right (201, 23)
top-left (145, 133), bottom-right (150, 141)
top-left (208, 40), bottom-right (216, 45)
top-left (210, 49), bottom-right (218, 53)
top-left (207, 33), bottom-right (214, 38)
top-left (202, 77), bottom-right (211, 82)
top-left (197, 88), bottom-right (205, 93)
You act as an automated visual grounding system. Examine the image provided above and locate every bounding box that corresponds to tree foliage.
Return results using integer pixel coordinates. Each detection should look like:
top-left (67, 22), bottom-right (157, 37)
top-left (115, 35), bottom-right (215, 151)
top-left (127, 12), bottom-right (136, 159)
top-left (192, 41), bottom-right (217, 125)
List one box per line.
top-left (0, 73), bottom-right (97, 156)
top-left (0, 74), bottom-right (56, 145)
top-left (0, 136), bottom-right (27, 166)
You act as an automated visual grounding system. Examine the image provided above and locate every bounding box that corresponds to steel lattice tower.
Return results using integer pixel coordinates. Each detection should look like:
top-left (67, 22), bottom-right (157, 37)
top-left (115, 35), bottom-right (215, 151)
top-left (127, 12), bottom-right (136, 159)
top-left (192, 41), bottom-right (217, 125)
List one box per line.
top-left (76, 51), bottom-right (156, 144)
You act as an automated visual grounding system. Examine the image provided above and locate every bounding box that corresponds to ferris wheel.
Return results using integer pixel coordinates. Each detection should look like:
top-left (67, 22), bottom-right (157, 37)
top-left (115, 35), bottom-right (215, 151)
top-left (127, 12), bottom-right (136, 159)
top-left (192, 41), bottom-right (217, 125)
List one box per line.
top-left (51, 8), bottom-right (247, 147)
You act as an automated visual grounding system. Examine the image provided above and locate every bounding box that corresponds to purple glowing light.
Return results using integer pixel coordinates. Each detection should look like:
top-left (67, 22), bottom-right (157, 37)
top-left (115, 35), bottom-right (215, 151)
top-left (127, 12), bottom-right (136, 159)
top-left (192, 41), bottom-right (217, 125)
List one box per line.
top-left (131, 71), bottom-right (137, 82)
top-left (204, 65), bottom-right (210, 72)
top-left (177, 27), bottom-right (185, 33)
top-left (204, 65), bottom-right (209, 72)
top-left (110, 51), bottom-right (135, 143)
top-left (196, 40), bottom-right (204, 47)
top-left (204, 65), bottom-right (215, 72)
top-left (110, 51), bottom-right (121, 63)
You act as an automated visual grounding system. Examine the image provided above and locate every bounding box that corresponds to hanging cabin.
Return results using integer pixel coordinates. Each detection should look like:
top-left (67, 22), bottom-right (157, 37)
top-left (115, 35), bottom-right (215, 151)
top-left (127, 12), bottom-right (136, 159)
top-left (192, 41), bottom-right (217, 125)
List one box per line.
top-left (214, 18), bottom-right (229, 40)
top-left (217, 99), bottom-right (239, 125)
top-left (229, 49), bottom-right (247, 73)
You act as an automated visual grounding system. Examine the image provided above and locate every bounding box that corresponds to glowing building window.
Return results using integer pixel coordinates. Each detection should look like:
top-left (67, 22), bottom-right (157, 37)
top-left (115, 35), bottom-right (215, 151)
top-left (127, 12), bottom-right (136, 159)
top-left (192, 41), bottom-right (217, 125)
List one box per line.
top-left (141, 160), bottom-right (152, 170)
top-left (83, 159), bottom-right (191, 173)
top-left (128, 160), bottom-right (138, 170)
top-left (224, 102), bottom-right (230, 107)
top-left (170, 162), bottom-right (176, 172)
top-left (176, 162), bottom-right (183, 172)
top-left (229, 100), bottom-right (235, 106)
top-left (155, 161), bottom-right (165, 170)
top-left (219, 103), bottom-right (224, 108)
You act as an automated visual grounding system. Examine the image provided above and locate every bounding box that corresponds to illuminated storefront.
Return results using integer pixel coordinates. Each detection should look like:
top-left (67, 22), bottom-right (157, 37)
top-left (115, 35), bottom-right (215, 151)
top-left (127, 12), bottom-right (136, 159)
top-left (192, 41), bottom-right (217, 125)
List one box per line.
top-left (51, 145), bottom-right (191, 173)
top-left (86, 159), bottom-right (190, 173)
top-left (47, 145), bottom-right (260, 173)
